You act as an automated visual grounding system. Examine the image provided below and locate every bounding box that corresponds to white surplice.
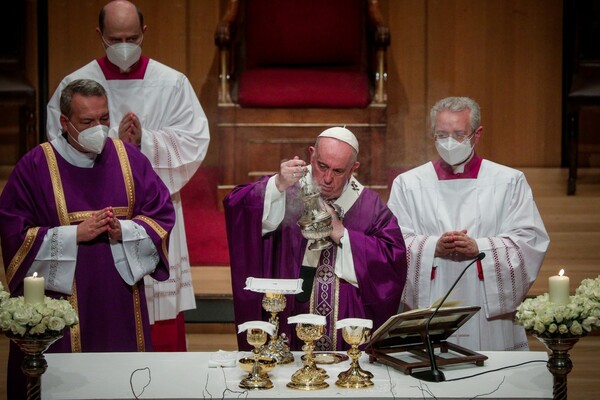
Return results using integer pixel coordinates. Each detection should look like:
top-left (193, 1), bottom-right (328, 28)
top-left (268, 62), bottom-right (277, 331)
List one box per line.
top-left (46, 59), bottom-right (210, 323)
top-left (387, 159), bottom-right (549, 351)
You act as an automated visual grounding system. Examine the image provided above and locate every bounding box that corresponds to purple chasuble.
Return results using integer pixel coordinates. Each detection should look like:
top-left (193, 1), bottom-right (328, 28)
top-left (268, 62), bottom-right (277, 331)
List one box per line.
top-left (0, 139), bottom-right (174, 399)
top-left (223, 176), bottom-right (407, 351)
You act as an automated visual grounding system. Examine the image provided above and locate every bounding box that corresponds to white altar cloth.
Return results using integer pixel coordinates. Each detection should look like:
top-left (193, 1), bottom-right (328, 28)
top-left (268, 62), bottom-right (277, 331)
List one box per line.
top-left (42, 351), bottom-right (552, 399)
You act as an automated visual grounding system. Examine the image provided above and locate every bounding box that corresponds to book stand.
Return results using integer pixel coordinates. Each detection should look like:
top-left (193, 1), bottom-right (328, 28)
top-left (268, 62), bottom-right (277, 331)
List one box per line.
top-left (366, 306), bottom-right (487, 375)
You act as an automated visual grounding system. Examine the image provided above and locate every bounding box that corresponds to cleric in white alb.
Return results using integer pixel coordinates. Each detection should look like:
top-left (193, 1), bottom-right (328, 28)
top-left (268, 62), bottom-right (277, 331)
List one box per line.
top-left (388, 97), bottom-right (549, 352)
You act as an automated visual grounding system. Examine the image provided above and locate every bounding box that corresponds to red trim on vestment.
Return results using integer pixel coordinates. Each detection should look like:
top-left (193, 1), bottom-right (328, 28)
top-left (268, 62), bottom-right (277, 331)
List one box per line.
top-left (97, 55), bottom-right (149, 80)
top-left (433, 153), bottom-right (483, 180)
top-left (150, 312), bottom-right (187, 352)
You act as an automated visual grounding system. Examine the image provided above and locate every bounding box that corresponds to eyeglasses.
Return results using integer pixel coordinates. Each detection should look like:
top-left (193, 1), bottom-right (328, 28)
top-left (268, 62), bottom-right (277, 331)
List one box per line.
top-left (433, 130), bottom-right (476, 142)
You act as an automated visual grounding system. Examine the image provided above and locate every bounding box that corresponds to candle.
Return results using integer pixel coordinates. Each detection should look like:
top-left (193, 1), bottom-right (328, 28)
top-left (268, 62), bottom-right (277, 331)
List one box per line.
top-left (548, 269), bottom-right (570, 305)
top-left (24, 272), bottom-right (45, 304)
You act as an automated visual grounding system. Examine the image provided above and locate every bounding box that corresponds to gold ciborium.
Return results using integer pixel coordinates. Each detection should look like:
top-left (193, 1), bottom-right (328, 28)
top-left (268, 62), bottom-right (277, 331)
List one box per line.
top-left (239, 328), bottom-right (275, 390)
top-left (335, 324), bottom-right (374, 388)
top-left (260, 293), bottom-right (294, 364)
top-left (287, 323), bottom-right (329, 390)
top-left (297, 183), bottom-right (333, 251)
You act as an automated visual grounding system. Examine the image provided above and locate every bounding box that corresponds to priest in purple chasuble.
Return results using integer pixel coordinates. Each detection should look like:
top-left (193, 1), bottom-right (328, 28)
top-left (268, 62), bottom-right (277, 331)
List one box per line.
top-left (0, 79), bottom-right (174, 399)
top-left (388, 97), bottom-right (550, 352)
top-left (224, 127), bottom-right (407, 351)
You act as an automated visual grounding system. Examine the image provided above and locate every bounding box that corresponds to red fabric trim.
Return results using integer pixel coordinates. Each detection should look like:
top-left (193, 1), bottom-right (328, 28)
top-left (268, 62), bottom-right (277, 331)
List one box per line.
top-left (150, 313), bottom-right (187, 352)
top-left (431, 267), bottom-right (436, 280)
top-left (238, 68), bottom-right (370, 108)
top-left (477, 260), bottom-right (484, 281)
top-left (433, 153), bottom-right (483, 180)
top-left (97, 55), bottom-right (149, 80)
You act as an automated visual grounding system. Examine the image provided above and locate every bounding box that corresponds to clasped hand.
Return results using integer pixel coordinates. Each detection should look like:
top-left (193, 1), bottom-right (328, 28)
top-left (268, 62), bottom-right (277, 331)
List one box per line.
top-left (119, 112), bottom-right (142, 147)
top-left (435, 229), bottom-right (479, 261)
top-left (77, 206), bottom-right (122, 243)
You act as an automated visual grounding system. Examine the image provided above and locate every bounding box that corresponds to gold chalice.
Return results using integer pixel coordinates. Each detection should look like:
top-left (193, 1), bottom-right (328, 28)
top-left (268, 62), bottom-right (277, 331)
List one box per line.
top-left (335, 325), bottom-right (374, 388)
top-left (287, 323), bottom-right (329, 390)
top-left (260, 293), bottom-right (294, 364)
top-left (239, 328), bottom-right (275, 390)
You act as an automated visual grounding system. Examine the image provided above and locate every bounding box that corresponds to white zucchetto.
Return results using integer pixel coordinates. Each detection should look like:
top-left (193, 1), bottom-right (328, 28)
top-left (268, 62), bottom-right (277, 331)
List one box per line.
top-left (318, 127), bottom-right (359, 153)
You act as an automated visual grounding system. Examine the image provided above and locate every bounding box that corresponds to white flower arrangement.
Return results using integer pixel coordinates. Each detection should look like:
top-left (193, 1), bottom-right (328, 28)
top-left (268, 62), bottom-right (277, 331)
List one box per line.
top-left (516, 275), bottom-right (600, 338)
top-left (0, 281), bottom-right (79, 338)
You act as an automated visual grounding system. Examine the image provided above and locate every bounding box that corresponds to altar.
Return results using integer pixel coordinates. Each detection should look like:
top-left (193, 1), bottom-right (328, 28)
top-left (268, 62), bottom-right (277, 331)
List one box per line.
top-left (41, 350), bottom-right (552, 399)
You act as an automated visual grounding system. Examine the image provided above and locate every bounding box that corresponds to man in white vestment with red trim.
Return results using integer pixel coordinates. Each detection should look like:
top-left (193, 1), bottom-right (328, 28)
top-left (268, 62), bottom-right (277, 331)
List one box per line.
top-left (388, 96), bottom-right (550, 351)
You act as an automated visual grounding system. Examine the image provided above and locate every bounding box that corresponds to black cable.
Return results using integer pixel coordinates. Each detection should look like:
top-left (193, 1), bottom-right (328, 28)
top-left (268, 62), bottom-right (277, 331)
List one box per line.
top-left (444, 359), bottom-right (547, 381)
top-left (218, 365), bottom-right (248, 399)
top-left (129, 367), bottom-right (151, 399)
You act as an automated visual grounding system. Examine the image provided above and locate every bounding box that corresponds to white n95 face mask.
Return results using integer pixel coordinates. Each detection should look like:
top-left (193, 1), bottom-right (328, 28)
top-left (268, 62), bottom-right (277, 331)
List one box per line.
top-left (105, 42), bottom-right (142, 71)
top-left (435, 137), bottom-right (474, 166)
top-left (68, 122), bottom-right (109, 154)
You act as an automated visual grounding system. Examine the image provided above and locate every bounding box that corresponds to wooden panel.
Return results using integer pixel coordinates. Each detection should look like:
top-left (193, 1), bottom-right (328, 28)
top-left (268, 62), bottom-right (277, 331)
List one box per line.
top-left (187, 0), bottom-right (221, 167)
top-left (385, 0), bottom-right (428, 168)
top-left (425, 0), bottom-right (563, 167)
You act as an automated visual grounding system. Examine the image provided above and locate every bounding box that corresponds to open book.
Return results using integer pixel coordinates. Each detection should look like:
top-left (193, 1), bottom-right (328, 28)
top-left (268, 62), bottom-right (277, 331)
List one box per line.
top-left (367, 302), bottom-right (486, 374)
top-left (400, 294), bottom-right (462, 316)
top-left (369, 298), bottom-right (480, 348)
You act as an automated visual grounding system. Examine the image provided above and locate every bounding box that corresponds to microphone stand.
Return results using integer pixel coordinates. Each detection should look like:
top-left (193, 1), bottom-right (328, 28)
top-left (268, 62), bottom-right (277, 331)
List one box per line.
top-left (411, 252), bottom-right (486, 382)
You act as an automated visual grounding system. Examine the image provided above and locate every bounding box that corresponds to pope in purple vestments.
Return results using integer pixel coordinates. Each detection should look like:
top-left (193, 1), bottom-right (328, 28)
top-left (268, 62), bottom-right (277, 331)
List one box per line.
top-left (224, 127), bottom-right (407, 351)
top-left (0, 79), bottom-right (174, 399)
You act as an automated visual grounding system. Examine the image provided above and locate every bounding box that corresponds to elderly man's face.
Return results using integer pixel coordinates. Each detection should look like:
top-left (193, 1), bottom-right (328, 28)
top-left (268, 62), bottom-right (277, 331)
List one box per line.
top-left (309, 138), bottom-right (359, 200)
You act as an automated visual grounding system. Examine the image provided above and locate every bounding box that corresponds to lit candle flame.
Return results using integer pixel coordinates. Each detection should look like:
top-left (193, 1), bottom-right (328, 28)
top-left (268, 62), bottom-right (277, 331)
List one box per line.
top-left (559, 269), bottom-right (564, 277)
top-left (32, 272), bottom-right (38, 279)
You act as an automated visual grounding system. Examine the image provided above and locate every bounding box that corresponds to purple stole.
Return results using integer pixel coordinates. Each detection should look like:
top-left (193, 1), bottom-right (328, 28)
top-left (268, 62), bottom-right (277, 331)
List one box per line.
top-left (311, 246), bottom-right (338, 350)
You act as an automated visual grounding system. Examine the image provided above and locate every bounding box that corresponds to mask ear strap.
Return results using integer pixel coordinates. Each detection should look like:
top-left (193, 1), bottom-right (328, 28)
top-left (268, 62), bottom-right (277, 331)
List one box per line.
top-left (66, 128), bottom-right (84, 148)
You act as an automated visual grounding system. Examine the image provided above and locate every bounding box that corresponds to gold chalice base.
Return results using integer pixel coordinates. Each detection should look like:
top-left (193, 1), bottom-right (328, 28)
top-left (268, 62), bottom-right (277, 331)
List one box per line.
top-left (261, 338), bottom-right (295, 364)
top-left (286, 367), bottom-right (329, 390)
top-left (238, 357), bottom-right (276, 390)
top-left (335, 368), bottom-right (374, 389)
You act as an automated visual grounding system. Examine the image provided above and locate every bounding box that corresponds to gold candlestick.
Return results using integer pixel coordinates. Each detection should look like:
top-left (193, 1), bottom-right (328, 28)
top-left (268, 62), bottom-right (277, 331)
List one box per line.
top-left (260, 292), bottom-right (294, 364)
top-left (238, 328), bottom-right (276, 390)
top-left (287, 323), bottom-right (329, 390)
top-left (335, 325), bottom-right (374, 388)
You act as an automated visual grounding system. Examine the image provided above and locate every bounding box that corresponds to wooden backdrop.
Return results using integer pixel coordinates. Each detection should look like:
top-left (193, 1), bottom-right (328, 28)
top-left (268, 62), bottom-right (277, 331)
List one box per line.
top-left (40, 0), bottom-right (563, 170)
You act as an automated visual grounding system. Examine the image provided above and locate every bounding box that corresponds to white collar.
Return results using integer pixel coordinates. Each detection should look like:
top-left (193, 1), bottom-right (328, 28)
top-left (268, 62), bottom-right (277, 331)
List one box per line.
top-left (51, 134), bottom-right (97, 168)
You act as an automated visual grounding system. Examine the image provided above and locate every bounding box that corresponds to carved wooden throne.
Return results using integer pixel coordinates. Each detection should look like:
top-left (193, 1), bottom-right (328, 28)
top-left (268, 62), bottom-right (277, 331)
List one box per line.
top-left (215, 0), bottom-right (390, 189)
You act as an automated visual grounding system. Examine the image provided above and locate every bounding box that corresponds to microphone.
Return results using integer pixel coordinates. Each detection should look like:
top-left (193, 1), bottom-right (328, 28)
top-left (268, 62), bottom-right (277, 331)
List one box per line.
top-left (411, 252), bottom-right (486, 382)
